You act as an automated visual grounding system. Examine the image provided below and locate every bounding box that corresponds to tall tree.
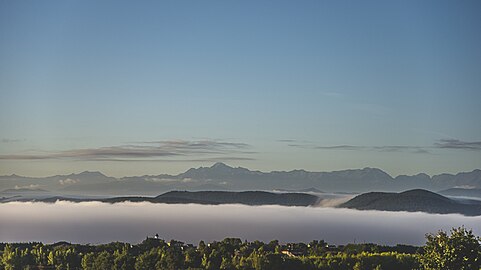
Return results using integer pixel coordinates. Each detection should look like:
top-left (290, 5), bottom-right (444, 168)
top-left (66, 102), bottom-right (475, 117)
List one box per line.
top-left (134, 248), bottom-right (160, 270)
top-left (420, 226), bottom-right (481, 270)
top-left (1, 245), bottom-right (21, 270)
top-left (113, 246), bottom-right (135, 270)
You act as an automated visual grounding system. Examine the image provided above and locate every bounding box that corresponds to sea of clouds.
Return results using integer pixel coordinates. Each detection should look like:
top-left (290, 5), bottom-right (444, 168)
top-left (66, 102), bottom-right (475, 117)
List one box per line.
top-left (1, 201), bottom-right (480, 245)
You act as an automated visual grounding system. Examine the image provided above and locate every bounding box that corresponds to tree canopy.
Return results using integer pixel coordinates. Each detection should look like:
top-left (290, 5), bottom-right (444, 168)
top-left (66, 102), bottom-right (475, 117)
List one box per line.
top-left (420, 226), bottom-right (481, 270)
top-left (0, 227), bottom-right (479, 270)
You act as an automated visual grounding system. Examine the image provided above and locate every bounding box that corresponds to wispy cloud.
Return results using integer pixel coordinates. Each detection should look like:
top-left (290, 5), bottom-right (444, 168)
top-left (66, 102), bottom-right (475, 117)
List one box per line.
top-left (285, 138), bottom-right (481, 154)
top-left (0, 140), bottom-right (254, 161)
top-left (315, 145), bottom-right (428, 154)
top-left (284, 142), bottom-right (427, 153)
top-left (412, 149), bottom-right (430, 154)
top-left (277, 139), bottom-right (314, 144)
top-left (434, 139), bottom-right (481, 150)
top-left (137, 140), bottom-right (249, 152)
top-left (314, 145), bottom-right (367, 151)
top-left (1, 138), bottom-right (25, 143)
top-left (84, 157), bottom-right (256, 163)
top-left (277, 139), bottom-right (298, 143)
top-left (371, 146), bottom-right (429, 153)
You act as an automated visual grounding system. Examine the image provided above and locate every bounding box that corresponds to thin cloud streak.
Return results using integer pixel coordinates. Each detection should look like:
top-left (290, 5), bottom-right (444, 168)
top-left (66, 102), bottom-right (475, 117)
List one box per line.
top-left (0, 140), bottom-right (253, 162)
top-left (1, 139), bottom-right (25, 143)
top-left (277, 139), bottom-right (297, 143)
top-left (87, 157), bottom-right (256, 162)
top-left (287, 143), bottom-right (428, 154)
top-left (435, 139), bottom-right (481, 150)
top-left (315, 145), bottom-right (366, 151)
top-left (138, 140), bottom-right (250, 149)
top-left (285, 139), bottom-right (481, 154)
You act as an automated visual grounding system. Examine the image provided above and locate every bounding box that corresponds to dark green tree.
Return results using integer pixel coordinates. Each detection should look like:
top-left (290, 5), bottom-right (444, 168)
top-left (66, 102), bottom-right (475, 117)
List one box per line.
top-left (157, 247), bottom-right (184, 270)
top-left (184, 247), bottom-right (201, 268)
top-left (420, 226), bottom-right (481, 270)
top-left (81, 252), bottom-right (95, 270)
top-left (1, 244), bottom-right (21, 270)
top-left (31, 244), bottom-right (49, 267)
top-left (134, 248), bottom-right (160, 270)
top-left (202, 249), bottom-right (223, 270)
top-left (113, 246), bottom-right (135, 270)
top-left (93, 251), bottom-right (113, 270)
top-left (50, 246), bottom-right (81, 270)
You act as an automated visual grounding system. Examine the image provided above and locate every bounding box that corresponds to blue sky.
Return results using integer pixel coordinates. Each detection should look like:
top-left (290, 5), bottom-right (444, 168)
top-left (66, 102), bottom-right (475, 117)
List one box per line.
top-left (1, 0), bottom-right (480, 177)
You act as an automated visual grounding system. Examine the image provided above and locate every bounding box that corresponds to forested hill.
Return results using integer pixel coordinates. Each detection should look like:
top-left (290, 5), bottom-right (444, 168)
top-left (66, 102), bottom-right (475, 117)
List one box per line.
top-left (17, 191), bottom-right (320, 207)
top-left (153, 191), bottom-right (320, 206)
top-left (340, 189), bottom-right (481, 216)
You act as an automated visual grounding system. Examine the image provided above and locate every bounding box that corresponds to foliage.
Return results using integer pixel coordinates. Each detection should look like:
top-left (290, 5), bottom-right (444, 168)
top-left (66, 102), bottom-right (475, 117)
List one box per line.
top-left (420, 226), bottom-right (481, 270)
top-left (0, 227), bottom-right (479, 270)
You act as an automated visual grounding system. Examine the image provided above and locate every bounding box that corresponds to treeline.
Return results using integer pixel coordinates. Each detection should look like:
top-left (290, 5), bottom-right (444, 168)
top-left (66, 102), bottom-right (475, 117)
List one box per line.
top-left (1, 227), bottom-right (480, 270)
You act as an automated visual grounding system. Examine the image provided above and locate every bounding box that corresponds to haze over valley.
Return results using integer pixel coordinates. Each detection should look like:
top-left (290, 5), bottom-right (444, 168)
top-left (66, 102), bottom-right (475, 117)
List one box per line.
top-left (2, 201), bottom-right (481, 246)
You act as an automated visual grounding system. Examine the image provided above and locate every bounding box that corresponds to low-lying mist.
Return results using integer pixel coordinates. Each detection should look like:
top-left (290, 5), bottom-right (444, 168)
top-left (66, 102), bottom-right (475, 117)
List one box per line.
top-left (316, 195), bottom-right (354, 207)
top-left (1, 201), bottom-right (480, 246)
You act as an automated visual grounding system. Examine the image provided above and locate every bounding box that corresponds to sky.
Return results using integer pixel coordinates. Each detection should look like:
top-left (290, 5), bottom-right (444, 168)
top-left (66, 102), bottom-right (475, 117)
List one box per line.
top-left (1, 0), bottom-right (480, 177)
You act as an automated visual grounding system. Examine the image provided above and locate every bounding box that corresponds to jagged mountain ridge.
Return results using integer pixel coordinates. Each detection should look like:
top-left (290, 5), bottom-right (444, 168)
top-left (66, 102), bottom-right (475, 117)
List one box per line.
top-left (1, 163), bottom-right (481, 195)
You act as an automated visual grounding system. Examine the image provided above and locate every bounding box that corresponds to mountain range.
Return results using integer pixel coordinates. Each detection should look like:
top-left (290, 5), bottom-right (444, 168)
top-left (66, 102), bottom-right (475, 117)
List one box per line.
top-left (1, 163), bottom-right (481, 196)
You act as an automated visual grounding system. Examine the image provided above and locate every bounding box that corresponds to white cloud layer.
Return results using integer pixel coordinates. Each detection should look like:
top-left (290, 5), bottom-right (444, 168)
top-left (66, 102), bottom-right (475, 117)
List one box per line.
top-left (1, 202), bottom-right (480, 245)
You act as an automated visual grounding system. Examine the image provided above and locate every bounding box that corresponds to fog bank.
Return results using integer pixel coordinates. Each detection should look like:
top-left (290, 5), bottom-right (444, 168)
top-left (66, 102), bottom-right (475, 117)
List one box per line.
top-left (1, 202), bottom-right (480, 245)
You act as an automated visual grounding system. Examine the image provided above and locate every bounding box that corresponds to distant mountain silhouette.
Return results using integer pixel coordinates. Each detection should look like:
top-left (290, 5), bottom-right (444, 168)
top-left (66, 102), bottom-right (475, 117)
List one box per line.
top-left (151, 191), bottom-right (320, 206)
top-left (17, 191), bottom-right (320, 207)
top-left (1, 163), bottom-right (481, 195)
top-left (340, 189), bottom-right (481, 216)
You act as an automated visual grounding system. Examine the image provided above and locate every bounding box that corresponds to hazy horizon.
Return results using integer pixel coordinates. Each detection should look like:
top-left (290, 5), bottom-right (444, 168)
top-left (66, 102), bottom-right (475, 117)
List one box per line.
top-left (1, 162), bottom-right (480, 179)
